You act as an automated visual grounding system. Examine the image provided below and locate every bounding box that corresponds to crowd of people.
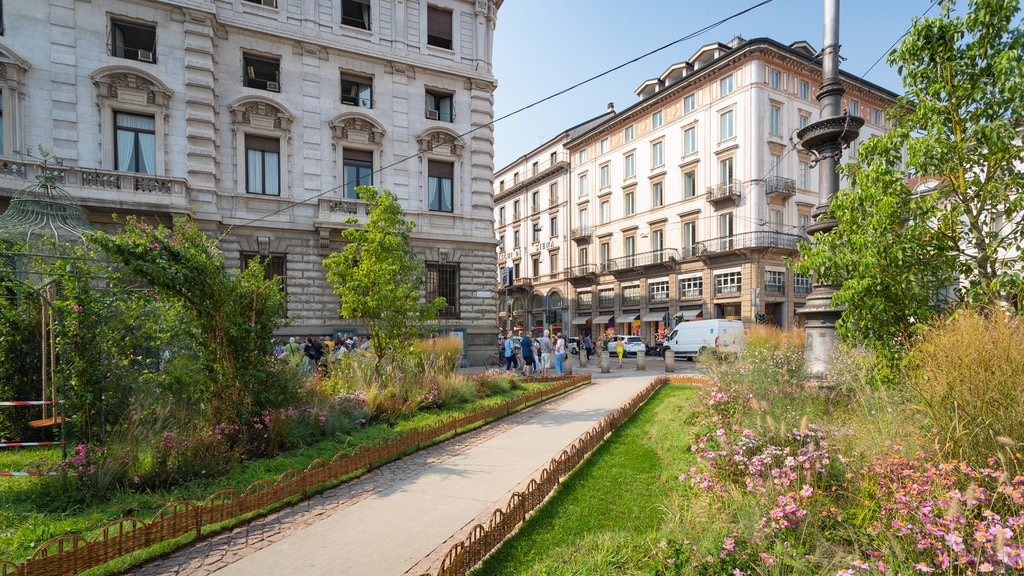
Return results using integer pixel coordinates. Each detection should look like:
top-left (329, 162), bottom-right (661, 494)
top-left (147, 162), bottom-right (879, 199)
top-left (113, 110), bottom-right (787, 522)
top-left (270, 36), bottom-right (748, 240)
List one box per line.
top-left (273, 335), bottom-right (371, 374)
top-left (498, 329), bottom-right (568, 377)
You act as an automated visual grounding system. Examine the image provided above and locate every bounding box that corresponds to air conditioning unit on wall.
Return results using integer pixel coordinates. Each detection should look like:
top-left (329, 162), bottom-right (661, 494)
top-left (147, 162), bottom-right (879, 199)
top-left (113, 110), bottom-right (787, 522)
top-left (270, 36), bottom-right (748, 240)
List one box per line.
top-left (426, 109), bottom-right (439, 120)
top-left (266, 81), bottom-right (280, 92)
top-left (137, 50), bottom-right (154, 63)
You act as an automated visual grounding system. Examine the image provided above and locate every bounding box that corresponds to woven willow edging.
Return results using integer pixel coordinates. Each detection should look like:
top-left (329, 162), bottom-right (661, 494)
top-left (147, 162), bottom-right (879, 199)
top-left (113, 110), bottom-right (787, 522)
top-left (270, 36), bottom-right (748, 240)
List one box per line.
top-left (0, 374), bottom-right (591, 576)
top-left (424, 375), bottom-right (674, 576)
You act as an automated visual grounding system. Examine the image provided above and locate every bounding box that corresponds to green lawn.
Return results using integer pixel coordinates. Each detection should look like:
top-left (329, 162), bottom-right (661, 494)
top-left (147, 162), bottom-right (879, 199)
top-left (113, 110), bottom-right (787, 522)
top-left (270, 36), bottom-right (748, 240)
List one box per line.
top-left (472, 384), bottom-right (699, 576)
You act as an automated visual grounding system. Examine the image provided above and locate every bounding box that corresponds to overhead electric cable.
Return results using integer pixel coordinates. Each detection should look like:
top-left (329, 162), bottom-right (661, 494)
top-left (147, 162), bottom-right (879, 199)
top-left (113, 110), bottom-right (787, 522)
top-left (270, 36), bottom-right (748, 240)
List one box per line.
top-left (235, 0), bottom-right (776, 228)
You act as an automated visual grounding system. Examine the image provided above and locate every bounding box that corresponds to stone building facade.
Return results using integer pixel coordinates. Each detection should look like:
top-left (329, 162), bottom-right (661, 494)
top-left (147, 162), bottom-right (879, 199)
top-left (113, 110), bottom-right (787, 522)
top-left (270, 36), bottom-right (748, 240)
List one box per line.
top-left (0, 0), bottom-right (502, 364)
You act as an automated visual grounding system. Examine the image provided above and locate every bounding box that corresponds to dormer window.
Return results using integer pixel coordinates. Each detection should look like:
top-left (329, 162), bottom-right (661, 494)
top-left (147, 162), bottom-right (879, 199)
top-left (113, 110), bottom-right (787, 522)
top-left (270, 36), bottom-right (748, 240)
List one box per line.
top-left (110, 19), bottom-right (156, 63)
top-left (244, 54), bottom-right (281, 92)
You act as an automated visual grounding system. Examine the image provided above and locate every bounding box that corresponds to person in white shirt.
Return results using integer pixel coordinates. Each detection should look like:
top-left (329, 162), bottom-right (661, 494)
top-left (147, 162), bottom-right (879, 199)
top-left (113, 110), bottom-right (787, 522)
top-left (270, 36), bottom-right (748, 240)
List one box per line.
top-left (554, 333), bottom-right (567, 374)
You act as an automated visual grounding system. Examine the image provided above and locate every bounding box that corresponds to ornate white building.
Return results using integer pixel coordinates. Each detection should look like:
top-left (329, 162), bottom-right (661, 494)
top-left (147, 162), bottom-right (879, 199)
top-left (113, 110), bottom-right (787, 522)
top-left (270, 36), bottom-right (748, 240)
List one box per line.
top-left (0, 0), bottom-right (502, 364)
top-left (497, 36), bottom-right (898, 345)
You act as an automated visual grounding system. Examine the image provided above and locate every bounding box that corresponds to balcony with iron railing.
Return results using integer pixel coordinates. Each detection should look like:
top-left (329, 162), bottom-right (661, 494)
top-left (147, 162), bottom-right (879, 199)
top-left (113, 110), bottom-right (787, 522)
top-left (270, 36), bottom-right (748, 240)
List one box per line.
top-left (690, 231), bottom-right (806, 257)
top-left (706, 178), bottom-right (742, 206)
top-left (601, 248), bottom-right (680, 276)
top-left (764, 175), bottom-right (796, 199)
top-left (0, 158), bottom-right (191, 213)
top-left (570, 225), bottom-right (592, 244)
top-left (565, 262), bottom-right (598, 284)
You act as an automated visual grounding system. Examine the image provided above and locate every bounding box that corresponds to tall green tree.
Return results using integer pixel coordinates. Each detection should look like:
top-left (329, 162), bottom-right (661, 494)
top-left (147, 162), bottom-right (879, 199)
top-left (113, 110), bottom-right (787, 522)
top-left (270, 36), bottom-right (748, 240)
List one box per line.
top-left (797, 0), bottom-right (1024, 353)
top-left (92, 216), bottom-right (289, 426)
top-left (323, 186), bottom-right (444, 378)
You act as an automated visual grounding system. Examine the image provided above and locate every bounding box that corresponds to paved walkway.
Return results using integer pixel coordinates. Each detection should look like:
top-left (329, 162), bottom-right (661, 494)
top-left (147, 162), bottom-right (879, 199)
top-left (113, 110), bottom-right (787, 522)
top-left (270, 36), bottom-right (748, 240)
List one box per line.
top-left (126, 357), bottom-right (695, 576)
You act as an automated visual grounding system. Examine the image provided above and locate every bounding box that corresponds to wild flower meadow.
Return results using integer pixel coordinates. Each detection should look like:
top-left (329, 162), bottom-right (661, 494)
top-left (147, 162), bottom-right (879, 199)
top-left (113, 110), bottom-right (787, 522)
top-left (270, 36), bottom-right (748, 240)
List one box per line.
top-left (651, 319), bottom-right (1024, 575)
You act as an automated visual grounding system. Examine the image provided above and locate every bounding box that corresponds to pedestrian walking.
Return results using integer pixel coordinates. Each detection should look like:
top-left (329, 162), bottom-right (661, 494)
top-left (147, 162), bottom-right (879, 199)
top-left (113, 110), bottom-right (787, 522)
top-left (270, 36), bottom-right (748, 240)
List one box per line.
top-left (554, 332), bottom-right (566, 374)
top-left (616, 338), bottom-right (624, 368)
top-left (537, 330), bottom-right (555, 377)
top-left (520, 333), bottom-right (534, 377)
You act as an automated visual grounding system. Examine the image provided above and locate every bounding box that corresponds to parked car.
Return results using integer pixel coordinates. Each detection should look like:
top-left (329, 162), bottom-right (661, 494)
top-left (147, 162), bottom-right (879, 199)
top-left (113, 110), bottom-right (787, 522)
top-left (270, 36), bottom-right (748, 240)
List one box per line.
top-left (566, 337), bottom-right (581, 355)
top-left (611, 335), bottom-right (646, 356)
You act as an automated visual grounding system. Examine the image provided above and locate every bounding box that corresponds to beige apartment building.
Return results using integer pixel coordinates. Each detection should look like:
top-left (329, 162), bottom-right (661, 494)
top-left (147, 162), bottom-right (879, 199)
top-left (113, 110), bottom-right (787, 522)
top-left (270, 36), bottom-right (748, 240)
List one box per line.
top-left (499, 36), bottom-right (897, 345)
top-left (0, 0), bottom-right (502, 364)
top-left (493, 109), bottom-right (613, 336)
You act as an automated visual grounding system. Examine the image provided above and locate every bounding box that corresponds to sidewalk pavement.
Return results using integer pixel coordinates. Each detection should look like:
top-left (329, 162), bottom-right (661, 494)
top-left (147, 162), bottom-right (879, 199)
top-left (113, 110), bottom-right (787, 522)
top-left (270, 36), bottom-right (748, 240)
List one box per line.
top-left (126, 360), bottom-right (695, 576)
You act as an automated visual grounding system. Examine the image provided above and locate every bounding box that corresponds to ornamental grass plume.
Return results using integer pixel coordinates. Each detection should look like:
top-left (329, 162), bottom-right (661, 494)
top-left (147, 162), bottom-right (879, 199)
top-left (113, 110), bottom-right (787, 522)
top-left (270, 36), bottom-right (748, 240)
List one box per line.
top-left (906, 311), bottom-right (1024, 475)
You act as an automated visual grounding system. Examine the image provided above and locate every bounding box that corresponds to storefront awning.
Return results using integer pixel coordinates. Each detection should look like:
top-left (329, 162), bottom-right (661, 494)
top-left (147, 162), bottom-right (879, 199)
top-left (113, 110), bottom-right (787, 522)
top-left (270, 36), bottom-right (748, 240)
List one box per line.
top-left (595, 314), bottom-right (615, 325)
top-left (641, 311), bottom-right (668, 322)
top-left (571, 316), bottom-right (592, 325)
top-left (614, 313), bottom-right (639, 325)
top-left (675, 306), bottom-right (704, 321)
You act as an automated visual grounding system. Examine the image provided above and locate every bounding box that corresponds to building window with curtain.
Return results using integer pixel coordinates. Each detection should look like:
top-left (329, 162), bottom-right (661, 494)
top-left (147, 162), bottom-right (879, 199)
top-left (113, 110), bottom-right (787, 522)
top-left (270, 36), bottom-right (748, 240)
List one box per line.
top-left (651, 140), bottom-right (664, 168)
top-left (683, 171), bottom-right (696, 199)
top-left (652, 229), bottom-right (664, 258)
top-left (622, 284), bottom-right (640, 306)
top-left (115, 112), bottom-right (156, 174)
top-left (652, 181), bottom-right (663, 207)
top-left (720, 110), bottom-right (734, 140)
top-left (426, 5), bottom-right (453, 49)
top-left (428, 160), bottom-right (454, 212)
top-left (649, 280), bottom-right (669, 301)
top-left (684, 93), bottom-right (695, 113)
top-left (765, 270), bottom-right (786, 295)
top-left (427, 263), bottom-right (460, 318)
top-left (246, 135), bottom-right (280, 195)
top-left (679, 275), bottom-right (703, 298)
top-left (343, 149), bottom-right (373, 198)
top-left (341, 0), bottom-right (371, 30)
top-left (714, 271), bottom-right (742, 295)
top-left (683, 126), bottom-right (696, 155)
top-left (682, 221), bottom-right (696, 257)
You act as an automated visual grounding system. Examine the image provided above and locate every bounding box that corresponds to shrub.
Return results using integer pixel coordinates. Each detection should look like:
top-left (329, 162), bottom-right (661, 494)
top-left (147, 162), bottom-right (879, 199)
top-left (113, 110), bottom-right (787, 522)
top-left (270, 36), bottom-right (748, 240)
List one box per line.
top-left (148, 426), bottom-right (239, 487)
top-left (471, 368), bottom-right (520, 395)
top-left (906, 311), bottom-right (1024, 472)
top-left (41, 443), bottom-right (134, 498)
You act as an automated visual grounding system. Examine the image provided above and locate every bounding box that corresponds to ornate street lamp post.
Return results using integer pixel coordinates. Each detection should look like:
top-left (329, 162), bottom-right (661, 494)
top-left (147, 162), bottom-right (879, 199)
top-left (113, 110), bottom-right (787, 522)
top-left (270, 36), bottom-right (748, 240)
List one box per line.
top-left (795, 0), bottom-right (863, 376)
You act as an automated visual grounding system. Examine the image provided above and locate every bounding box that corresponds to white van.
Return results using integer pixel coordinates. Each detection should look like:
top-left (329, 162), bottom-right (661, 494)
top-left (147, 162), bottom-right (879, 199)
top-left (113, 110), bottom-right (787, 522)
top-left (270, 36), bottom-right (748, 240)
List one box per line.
top-left (664, 319), bottom-right (745, 361)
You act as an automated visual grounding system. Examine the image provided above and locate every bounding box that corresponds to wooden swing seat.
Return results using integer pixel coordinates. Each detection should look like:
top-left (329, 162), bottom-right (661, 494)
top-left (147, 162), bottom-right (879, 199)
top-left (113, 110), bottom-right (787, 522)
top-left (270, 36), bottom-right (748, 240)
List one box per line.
top-left (29, 416), bottom-right (64, 429)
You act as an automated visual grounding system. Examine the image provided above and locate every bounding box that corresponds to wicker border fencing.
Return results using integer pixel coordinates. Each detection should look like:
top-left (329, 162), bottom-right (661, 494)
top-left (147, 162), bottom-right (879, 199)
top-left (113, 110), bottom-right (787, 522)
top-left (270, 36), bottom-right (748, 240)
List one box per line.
top-left (2, 374), bottom-right (590, 576)
top-left (426, 375), bottom-right (672, 576)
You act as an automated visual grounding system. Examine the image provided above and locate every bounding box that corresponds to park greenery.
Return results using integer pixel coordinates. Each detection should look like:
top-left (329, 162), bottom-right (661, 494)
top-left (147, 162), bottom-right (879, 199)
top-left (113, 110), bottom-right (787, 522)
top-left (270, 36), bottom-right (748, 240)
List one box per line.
top-left (477, 319), bottom-right (1023, 575)
top-left (323, 185), bottom-right (446, 379)
top-left (796, 0), bottom-right (1024, 354)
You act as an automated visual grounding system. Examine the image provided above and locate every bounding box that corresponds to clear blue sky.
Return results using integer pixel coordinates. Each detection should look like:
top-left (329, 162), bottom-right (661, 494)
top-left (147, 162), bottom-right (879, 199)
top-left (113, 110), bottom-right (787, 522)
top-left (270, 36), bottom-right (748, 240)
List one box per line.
top-left (491, 0), bottom-right (942, 170)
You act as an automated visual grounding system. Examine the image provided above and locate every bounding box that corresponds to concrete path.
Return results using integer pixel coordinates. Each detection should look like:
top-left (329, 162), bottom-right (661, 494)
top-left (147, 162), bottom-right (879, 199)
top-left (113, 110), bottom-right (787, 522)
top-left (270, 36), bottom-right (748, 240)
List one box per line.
top-left (125, 357), bottom-right (696, 576)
